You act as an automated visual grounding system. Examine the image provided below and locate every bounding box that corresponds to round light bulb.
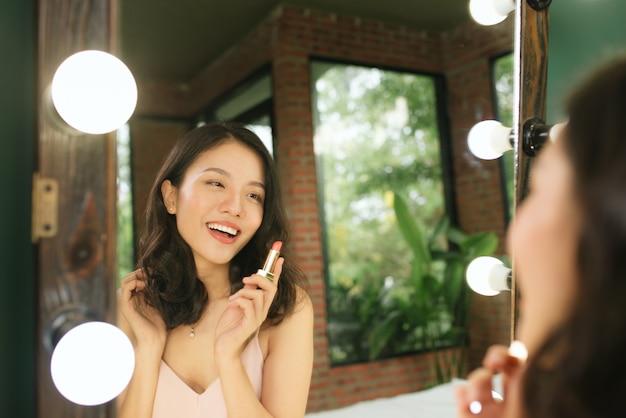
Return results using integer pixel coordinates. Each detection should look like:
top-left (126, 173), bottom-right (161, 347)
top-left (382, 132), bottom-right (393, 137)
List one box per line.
top-left (466, 256), bottom-right (511, 296)
top-left (51, 50), bottom-right (137, 134)
top-left (50, 321), bottom-right (135, 406)
top-left (469, 0), bottom-right (515, 26)
top-left (549, 121), bottom-right (566, 142)
top-left (467, 120), bottom-right (513, 160)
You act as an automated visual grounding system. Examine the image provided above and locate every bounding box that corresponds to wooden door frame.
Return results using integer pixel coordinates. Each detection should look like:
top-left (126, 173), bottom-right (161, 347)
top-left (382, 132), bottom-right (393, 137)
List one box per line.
top-left (36, 1), bottom-right (118, 417)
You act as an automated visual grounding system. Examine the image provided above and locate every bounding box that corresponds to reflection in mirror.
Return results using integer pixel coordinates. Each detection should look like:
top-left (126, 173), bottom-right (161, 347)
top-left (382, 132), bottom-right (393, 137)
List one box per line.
top-left (492, 53), bottom-right (515, 221)
top-left (311, 61), bottom-right (451, 365)
top-left (116, 124), bottom-right (135, 284)
top-left (117, 1), bottom-right (516, 414)
top-left (194, 70), bottom-right (275, 156)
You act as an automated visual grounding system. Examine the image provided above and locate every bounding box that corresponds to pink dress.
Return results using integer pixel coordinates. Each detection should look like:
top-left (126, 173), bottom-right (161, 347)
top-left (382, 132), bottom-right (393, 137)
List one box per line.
top-left (152, 335), bottom-right (264, 418)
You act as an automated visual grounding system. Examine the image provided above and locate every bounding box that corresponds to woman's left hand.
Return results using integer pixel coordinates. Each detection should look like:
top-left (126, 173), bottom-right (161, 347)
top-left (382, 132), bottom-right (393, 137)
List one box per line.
top-left (214, 257), bottom-right (284, 360)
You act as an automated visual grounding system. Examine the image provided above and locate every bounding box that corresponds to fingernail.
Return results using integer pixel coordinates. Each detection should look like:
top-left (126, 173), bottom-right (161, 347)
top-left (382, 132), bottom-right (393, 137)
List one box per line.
top-left (469, 400), bottom-right (482, 414)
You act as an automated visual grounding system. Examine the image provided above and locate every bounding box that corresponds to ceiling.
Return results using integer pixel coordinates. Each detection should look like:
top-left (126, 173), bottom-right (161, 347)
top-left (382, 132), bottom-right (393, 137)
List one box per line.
top-left (118, 0), bottom-right (473, 84)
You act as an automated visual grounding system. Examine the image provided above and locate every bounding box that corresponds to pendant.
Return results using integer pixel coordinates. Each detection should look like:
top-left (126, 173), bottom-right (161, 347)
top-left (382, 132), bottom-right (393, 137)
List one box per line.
top-left (189, 327), bottom-right (195, 338)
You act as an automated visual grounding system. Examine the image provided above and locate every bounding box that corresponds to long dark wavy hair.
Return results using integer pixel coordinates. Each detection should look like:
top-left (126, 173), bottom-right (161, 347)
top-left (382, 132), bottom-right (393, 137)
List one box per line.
top-left (137, 122), bottom-right (307, 330)
top-left (523, 55), bottom-right (626, 417)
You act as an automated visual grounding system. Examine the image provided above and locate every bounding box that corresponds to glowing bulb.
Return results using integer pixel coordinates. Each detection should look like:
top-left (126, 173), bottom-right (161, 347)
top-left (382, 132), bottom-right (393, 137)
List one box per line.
top-left (467, 120), bottom-right (513, 160)
top-left (466, 256), bottom-right (511, 296)
top-left (469, 0), bottom-right (515, 26)
top-left (50, 321), bottom-right (135, 406)
top-left (549, 121), bottom-right (566, 142)
top-left (51, 50), bottom-right (137, 134)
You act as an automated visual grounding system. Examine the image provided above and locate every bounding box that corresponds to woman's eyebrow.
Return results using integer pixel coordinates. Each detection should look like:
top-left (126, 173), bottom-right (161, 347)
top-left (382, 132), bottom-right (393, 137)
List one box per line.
top-left (201, 167), bottom-right (265, 189)
top-left (201, 167), bottom-right (229, 176)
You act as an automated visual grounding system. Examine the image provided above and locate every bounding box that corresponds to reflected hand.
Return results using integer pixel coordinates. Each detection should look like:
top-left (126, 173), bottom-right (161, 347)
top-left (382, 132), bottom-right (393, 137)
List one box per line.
top-left (118, 270), bottom-right (167, 350)
top-left (214, 257), bottom-right (283, 360)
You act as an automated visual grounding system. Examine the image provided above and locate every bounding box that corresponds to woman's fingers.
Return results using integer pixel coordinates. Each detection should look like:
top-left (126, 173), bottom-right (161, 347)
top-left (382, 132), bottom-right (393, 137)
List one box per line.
top-left (229, 288), bottom-right (264, 319)
top-left (455, 343), bottom-right (528, 417)
top-left (238, 257), bottom-right (283, 316)
top-left (483, 344), bottom-right (523, 373)
top-left (118, 270), bottom-right (167, 346)
top-left (246, 257), bottom-right (283, 289)
top-left (456, 368), bottom-right (505, 417)
top-left (466, 368), bottom-right (496, 404)
top-left (215, 258), bottom-right (285, 354)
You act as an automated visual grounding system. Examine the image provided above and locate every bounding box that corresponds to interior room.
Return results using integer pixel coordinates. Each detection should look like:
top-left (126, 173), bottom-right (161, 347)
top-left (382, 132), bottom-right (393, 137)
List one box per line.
top-left (2, 0), bottom-right (624, 417)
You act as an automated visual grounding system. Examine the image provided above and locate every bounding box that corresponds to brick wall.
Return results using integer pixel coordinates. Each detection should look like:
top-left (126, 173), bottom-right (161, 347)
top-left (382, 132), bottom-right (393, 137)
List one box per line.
top-left (130, 5), bottom-right (514, 413)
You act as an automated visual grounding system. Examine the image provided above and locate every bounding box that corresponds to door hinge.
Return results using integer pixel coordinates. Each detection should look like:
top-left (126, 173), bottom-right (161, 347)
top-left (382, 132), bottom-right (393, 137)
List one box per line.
top-left (32, 173), bottom-right (59, 242)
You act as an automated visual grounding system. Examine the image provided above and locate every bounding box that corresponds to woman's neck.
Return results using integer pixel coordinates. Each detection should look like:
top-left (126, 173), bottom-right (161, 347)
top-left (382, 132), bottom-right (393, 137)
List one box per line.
top-left (196, 264), bottom-right (231, 300)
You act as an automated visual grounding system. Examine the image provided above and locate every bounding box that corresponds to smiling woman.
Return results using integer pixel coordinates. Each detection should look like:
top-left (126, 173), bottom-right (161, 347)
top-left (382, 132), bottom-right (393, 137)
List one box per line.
top-left (117, 122), bottom-right (314, 418)
top-left (31, 0), bottom-right (519, 416)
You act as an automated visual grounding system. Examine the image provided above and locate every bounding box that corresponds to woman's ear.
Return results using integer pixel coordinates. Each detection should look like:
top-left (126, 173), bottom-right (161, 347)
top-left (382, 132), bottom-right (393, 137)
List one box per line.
top-left (161, 180), bottom-right (177, 214)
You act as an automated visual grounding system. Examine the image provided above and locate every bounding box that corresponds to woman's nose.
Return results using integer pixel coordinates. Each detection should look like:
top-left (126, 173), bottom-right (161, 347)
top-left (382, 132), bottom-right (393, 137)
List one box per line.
top-left (219, 192), bottom-right (243, 216)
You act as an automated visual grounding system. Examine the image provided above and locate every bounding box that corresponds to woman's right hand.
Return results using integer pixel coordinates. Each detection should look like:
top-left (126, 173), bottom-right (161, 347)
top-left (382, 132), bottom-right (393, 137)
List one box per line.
top-left (455, 344), bottom-right (526, 418)
top-left (118, 270), bottom-right (167, 350)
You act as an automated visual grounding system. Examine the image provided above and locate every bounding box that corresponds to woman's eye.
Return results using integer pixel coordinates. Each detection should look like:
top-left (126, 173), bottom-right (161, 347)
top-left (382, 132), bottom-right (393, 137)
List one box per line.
top-left (248, 193), bottom-right (264, 203)
top-left (207, 181), bottom-right (224, 188)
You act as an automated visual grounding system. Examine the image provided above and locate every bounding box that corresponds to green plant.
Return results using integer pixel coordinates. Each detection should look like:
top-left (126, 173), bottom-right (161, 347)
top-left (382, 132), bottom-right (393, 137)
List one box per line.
top-left (368, 192), bottom-right (499, 384)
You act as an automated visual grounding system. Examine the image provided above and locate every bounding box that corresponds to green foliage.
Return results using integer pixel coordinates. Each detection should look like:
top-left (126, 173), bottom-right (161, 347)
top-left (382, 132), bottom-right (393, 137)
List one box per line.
top-left (313, 62), bottom-right (499, 370)
top-left (367, 193), bottom-right (498, 383)
top-left (116, 126), bottom-right (135, 284)
top-left (314, 63), bottom-right (448, 364)
top-left (493, 53), bottom-right (515, 220)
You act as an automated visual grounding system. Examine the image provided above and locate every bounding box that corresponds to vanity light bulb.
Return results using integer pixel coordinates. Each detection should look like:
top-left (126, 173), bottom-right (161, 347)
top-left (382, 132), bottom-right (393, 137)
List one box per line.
top-left (50, 321), bottom-right (135, 406)
top-left (549, 121), bottom-right (566, 142)
top-left (467, 120), bottom-right (513, 160)
top-left (469, 0), bottom-right (515, 26)
top-left (51, 50), bottom-right (137, 134)
top-left (466, 256), bottom-right (511, 296)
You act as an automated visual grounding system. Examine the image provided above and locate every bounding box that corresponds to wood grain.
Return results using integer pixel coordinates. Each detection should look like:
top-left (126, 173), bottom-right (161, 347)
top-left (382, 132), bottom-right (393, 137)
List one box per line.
top-left (36, 0), bottom-right (117, 417)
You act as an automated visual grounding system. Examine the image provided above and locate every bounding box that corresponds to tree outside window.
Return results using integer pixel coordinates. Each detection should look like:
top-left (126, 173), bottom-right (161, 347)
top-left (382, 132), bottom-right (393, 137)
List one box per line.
top-left (311, 61), bottom-right (454, 364)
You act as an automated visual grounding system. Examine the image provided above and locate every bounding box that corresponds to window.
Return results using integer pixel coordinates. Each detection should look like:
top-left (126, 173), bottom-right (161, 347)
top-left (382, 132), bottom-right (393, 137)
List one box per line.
top-left (311, 61), bottom-right (454, 364)
top-left (117, 124), bottom-right (135, 283)
top-left (195, 70), bottom-right (275, 156)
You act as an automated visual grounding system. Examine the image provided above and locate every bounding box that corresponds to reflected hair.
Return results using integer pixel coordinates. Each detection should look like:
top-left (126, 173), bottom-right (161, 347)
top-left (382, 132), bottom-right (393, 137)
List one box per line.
top-left (523, 54), bottom-right (626, 417)
top-left (137, 122), bottom-right (307, 330)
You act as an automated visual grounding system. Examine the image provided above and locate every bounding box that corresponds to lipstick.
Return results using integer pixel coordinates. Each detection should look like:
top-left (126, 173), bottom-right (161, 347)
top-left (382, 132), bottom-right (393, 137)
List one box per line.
top-left (257, 241), bottom-right (282, 282)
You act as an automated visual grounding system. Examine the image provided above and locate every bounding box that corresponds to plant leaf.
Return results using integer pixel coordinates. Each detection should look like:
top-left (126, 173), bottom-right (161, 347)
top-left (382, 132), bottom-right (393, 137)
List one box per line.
top-left (393, 192), bottom-right (431, 268)
top-left (369, 310), bottom-right (403, 359)
top-left (460, 232), bottom-right (498, 257)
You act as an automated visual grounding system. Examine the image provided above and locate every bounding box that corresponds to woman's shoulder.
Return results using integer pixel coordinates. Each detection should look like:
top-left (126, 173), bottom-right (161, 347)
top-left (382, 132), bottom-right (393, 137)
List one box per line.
top-left (294, 284), bottom-right (313, 311)
top-left (276, 285), bottom-right (313, 332)
top-left (260, 286), bottom-right (313, 352)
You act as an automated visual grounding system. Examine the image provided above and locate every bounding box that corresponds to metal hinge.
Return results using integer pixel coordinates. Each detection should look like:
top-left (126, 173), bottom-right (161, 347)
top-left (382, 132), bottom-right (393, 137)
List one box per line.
top-left (32, 173), bottom-right (59, 242)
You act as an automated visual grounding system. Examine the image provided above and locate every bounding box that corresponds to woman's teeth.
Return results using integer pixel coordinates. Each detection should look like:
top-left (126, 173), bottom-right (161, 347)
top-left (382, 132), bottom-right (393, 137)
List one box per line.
top-left (208, 223), bottom-right (238, 238)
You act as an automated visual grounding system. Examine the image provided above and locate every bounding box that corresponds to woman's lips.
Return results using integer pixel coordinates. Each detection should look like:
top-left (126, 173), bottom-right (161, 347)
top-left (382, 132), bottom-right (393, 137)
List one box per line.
top-left (207, 222), bottom-right (240, 244)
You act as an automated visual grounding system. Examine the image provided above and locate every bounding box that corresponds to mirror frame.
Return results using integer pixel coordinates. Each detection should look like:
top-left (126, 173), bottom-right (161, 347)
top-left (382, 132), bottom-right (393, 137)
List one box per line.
top-left (511, 0), bottom-right (550, 340)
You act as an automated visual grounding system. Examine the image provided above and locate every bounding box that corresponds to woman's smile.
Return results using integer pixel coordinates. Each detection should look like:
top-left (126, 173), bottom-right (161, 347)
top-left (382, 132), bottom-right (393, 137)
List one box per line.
top-left (207, 222), bottom-right (241, 243)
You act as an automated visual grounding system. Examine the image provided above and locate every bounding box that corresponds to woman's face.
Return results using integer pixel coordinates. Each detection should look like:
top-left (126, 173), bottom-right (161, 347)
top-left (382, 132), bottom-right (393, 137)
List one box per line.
top-left (162, 140), bottom-right (265, 275)
top-left (507, 133), bottom-right (582, 355)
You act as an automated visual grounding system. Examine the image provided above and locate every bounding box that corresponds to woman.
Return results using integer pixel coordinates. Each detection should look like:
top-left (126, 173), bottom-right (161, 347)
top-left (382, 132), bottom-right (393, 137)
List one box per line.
top-left (456, 54), bottom-right (626, 417)
top-left (117, 123), bottom-right (314, 418)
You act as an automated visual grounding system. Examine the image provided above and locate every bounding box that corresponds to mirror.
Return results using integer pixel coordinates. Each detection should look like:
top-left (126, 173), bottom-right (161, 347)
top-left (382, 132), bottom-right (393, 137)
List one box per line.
top-left (115, 0), bottom-right (516, 412)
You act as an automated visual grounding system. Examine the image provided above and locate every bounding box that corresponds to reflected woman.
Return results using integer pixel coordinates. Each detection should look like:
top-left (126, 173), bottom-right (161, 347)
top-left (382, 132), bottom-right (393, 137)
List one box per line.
top-left (117, 123), bottom-right (314, 418)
